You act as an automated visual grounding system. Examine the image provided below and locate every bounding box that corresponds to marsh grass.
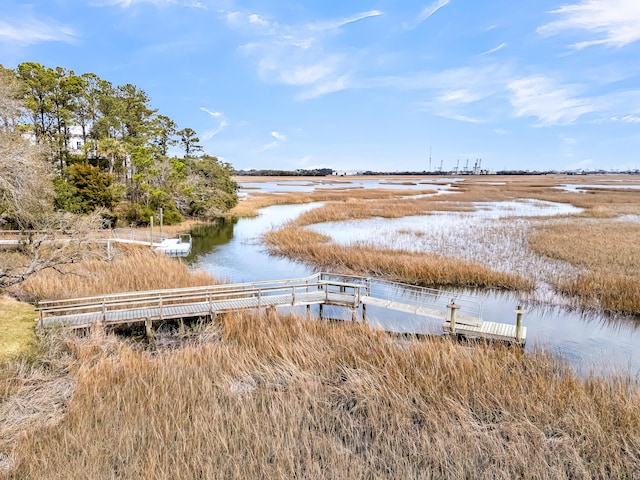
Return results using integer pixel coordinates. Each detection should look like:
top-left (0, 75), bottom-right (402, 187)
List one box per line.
top-left (12, 245), bottom-right (216, 302)
top-left (530, 220), bottom-right (640, 313)
top-left (231, 187), bottom-right (437, 218)
top-left (264, 226), bottom-right (532, 290)
top-left (4, 312), bottom-right (640, 478)
top-left (0, 296), bottom-right (37, 360)
top-left (239, 174), bottom-right (640, 312)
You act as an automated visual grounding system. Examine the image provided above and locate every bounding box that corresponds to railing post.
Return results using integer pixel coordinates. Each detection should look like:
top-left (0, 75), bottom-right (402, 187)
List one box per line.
top-left (102, 297), bottom-right (107, 322)
top-left (159, 297), bottom-right (163, 321)
top-left (447, 300), bottom-right (459, 334)
top-left (291, 286), bottom-right (295, 305)
top-left (514, 305), bottom-right (526, 343)
top-left (145, 318), bottom-right (153, 338)
top-left (208, 292), bottom-right (213, 317)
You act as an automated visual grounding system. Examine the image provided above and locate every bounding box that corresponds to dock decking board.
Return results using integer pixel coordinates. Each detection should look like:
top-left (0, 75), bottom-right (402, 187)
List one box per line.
top-left (37, 274), bottom-right (525, 344)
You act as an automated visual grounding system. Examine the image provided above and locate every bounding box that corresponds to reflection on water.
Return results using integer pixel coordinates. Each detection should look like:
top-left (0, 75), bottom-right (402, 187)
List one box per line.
top-left (186, 188), bottom-right (640, 378)
top-left (188, 203), bottom-right (319, 283)
top-left (185, 220), bottom-right (237, 261)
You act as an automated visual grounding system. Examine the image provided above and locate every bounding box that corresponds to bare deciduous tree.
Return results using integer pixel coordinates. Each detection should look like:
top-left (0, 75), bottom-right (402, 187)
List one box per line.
top-left (0, 69), bottom-right (101, 289)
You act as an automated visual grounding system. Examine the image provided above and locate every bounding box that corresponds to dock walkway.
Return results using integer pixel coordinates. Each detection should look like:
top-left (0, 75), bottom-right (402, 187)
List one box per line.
top-left (37, 272), bottom-right (526, 345)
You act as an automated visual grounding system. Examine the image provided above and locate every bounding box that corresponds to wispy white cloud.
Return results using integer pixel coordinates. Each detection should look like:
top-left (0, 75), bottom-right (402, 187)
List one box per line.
top-left (437, 89), bottom-right (485, 104)
top-left (436, 113), bottom-right (485, 124)
top-left (538, 0), bottom-right (640, 49)
top-left (508, 76), bottom-right (595, 126)
top-left (200, 107), bottom-right (227, 140)
top-left (280, 59), bottom-right (339, 86)
top-left (297, 76), bottom-right (349, 100)
top-left (307, 10), bottom-right (382, 32)
top-left (200, 107), bottom-right (222, 117)
top-left (227, 9), bottom-right (381, 99)
top-left (102, 0), bottom-right (177, 6)
top-left (248, 13), bottom-right (268, 26)
top-left (404, 0), bottom-right (450, 30)
top-left (102, 0), bottom-right (207, 7)
top-left (480, 42), bottom-right (506, 56)
top-left (0, 17), bottom-right (76, 45)
top-left (611, 114), bottom-right (640, 124)
top-left (564, 159), bottom-right (593, 170)
top-left (261, 131), bottom-right (287, 151)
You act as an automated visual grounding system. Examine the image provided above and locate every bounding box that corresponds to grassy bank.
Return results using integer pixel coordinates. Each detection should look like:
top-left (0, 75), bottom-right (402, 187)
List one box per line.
top-left (530, 220), bottom-right (640, 313)
top-left (246, 174), bottom-right (640, 313)
top-left (11, 245), bottom-right (216, 302)
top-left (4, 312), bottom-right (639, 478)
top-left (0, 296), bottom-right (37, 361)
top-left (264, 226), bottom-right (532, 290)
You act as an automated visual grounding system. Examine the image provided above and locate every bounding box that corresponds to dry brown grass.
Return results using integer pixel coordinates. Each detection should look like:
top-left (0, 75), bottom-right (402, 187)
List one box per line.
top-left (450, 175), bottom-right (640, 218)
top-left (234, 174), bottom-right (640, 224)
top-left (3, 312), bottom-right (640, 479)
top-left (242, 174), bottom-right (640, 311)
top-left (0, 296), bottom-right (37, 360)
top-left (232, 186), bottom-right (437, 218)
top-left (264, 226), bottom-right (532, 290)
top-left (530, 221), bottom-right (640, 313)
top-left (12, 245), bottom-right (216, 302)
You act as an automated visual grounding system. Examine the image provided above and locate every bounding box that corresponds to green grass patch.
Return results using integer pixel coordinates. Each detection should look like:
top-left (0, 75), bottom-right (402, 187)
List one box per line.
top-left (0, 295), bottom-right (37, 360)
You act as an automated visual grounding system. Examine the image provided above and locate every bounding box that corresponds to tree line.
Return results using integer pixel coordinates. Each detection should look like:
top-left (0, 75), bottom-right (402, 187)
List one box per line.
top-left (2, 62), bottom-right (237, 227)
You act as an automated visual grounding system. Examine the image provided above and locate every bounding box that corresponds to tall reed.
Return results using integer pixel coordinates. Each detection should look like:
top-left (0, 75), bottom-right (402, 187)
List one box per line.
top-left (13, 246), bottom-right (216, 302)
top-left (530, 221), bottom-right (640, 313)
top-left (5, 312), bottom-right (640, 478)
top-left (264, 226), bottom-right (532, 290)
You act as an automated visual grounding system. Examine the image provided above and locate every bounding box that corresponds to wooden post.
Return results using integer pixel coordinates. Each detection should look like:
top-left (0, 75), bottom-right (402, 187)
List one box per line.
top-left (514, 306), bottom-right (526, 343)
top-left (351, 308), bottom-right (357, 322)
top-left (447, 300), bottom-right (459, 334)
top-left (306, 304), bottom-right (311, 320)
top-left (319, 304), bottom-right (324, 321)
top-left (145, 318), bottom-right (154, 338)
top-left (91, 321), bottom-right (105, 337)
top-left (149, 216), bottom-right (154, 248)
top-left (159, 207), bottom-right (163, 238)
top-left (362, 303), bottom-right (366, 323)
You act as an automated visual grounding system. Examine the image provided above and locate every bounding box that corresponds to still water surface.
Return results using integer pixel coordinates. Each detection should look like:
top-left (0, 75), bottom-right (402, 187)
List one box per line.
top-left (186, 198), bottom-right (640, 378)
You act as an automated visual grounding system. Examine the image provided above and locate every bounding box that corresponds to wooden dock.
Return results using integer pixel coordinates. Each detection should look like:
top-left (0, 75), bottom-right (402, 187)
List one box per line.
top-left (36, 273), bottom-right (526, 345)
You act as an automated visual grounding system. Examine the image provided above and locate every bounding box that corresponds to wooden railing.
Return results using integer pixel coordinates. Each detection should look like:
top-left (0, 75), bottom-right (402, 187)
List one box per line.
top-left (36, 272), bottom-right (482, 329)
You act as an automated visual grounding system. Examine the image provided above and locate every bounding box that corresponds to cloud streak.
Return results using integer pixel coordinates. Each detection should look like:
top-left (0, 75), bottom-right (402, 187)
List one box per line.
top-left (261, 131), bottom-right (286, 151)
top-left (404, 0), bottom-right (450, 30)
top-left (228, 8), bottom-right (382, 99)
top-left (508, 76), bottom-right (595, 126)
top-left (481, 42), bottom-right (507, 56)
top-left (200, 107), bottom-right (228, 140)
top-left (0, 17), bottom-right (76, 45)
top-left (538, 0), bottom-right (640, 49)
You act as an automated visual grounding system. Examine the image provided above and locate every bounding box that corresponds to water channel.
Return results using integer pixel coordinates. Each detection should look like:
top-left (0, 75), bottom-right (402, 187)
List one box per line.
top-left (186, 181), bottom-right (640, 378)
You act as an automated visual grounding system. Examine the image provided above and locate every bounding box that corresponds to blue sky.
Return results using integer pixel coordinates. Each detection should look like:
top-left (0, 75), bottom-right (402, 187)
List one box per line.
top-left (1, 0), bottom-right (640, 172)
